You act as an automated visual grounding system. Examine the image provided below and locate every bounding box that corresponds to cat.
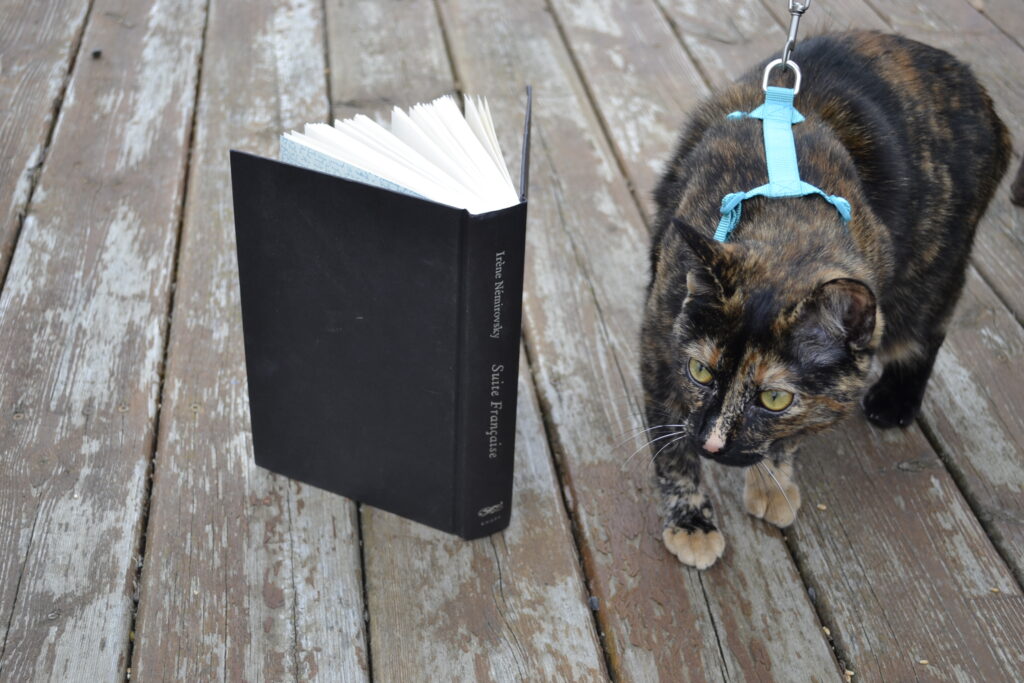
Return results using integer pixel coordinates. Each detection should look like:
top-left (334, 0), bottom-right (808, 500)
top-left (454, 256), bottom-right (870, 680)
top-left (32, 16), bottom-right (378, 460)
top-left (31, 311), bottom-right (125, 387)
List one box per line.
top-left (641, 30), bottom-right (1010, 569)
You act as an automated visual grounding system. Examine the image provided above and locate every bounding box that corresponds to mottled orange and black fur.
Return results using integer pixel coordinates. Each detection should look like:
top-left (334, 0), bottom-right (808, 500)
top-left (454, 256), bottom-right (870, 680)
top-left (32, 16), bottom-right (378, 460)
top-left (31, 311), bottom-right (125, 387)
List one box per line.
top-left (641, 31), bottom-right (1010, 568)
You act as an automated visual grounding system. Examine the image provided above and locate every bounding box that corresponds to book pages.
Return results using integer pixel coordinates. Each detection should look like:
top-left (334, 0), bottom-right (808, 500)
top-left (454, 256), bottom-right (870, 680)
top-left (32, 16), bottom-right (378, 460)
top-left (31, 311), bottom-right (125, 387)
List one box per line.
top-left (280, 94), bottom-right (518, 214)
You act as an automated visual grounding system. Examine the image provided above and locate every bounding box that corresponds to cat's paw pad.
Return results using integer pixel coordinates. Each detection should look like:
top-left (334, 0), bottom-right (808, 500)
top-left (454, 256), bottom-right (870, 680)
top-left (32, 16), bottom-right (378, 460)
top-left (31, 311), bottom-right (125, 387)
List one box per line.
top-left (745, 466), bottom-right (801, 527)
top-left (861, 381), bottom-right (920, 428)
top-left (662, 527), bottom-right (725, 569)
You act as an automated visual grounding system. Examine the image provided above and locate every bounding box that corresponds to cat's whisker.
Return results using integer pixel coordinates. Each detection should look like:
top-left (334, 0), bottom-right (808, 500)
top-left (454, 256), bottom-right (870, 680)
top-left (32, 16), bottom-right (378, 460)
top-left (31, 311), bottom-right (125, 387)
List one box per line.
top-left (612, 423), bottom-right (688, 448)
top-left (610, 421), bottom-right (662, 443)
top-left (754, 459), bottom-right (770, 491)
top-left (608, 410), bottom-right (648, 436)
top-left (621, 430), bottom-right (685, 469)
top-left (622, 432), bottom-right (687, 474)
top-left (643, 434), bottom-right (688, 470)
top-left (759, 461), bottom-right (795, 521)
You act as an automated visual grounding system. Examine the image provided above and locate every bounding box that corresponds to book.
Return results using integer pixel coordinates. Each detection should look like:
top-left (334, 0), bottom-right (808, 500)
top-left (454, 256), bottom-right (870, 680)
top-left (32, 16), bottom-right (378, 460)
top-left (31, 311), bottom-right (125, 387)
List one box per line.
top-left (229, 88), bottom-right (531, 539)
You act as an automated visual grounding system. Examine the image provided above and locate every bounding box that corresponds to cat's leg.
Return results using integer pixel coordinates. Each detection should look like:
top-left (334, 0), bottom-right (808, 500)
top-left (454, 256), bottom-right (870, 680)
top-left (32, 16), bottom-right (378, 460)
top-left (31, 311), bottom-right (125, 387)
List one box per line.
top-left (657, 447), bottom-right (725, 569)
top-left (862, 335), bottom-right (943, 428)
top-left (744, 444), bottom-right (801, 527)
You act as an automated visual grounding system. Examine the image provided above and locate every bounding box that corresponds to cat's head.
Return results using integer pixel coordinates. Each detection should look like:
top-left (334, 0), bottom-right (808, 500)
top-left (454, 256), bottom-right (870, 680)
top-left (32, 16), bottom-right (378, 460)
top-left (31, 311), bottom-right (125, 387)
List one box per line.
top-left (645, 219), bottom-right (882, 467)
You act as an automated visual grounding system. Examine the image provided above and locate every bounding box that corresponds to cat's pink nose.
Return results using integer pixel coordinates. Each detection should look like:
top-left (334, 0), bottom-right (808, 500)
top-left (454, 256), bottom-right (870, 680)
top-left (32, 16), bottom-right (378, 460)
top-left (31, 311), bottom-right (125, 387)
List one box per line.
top-left (703, 434), bottom-right (725, 453)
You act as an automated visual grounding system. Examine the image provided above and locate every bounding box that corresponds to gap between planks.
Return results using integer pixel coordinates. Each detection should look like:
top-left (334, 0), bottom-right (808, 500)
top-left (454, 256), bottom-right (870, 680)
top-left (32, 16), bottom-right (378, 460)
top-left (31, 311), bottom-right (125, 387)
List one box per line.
top-left (0, 0), bottom-right (96, 293)
top-left (121, 1), bottom-right (216, 678)
top-left (518, 330), bottom-right (618, 680)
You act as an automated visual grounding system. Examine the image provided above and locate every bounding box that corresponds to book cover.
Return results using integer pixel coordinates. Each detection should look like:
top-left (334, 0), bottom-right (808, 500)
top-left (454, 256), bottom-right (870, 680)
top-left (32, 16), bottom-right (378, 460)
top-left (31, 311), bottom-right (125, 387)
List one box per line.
top-left (229, 93), bottom-right (531, 539)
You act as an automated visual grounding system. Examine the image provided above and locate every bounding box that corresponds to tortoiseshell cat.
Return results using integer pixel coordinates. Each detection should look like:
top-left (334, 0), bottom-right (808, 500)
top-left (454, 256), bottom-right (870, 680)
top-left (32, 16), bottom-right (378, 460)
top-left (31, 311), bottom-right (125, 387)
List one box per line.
top-left (641, 31), bottom-right (1010, 569)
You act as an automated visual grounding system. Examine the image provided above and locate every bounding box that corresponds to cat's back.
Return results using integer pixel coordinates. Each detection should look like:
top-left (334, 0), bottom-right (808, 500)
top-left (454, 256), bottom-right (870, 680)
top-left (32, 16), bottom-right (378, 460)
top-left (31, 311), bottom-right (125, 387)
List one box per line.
top-left (764, 31), bottom-right (1010, 241)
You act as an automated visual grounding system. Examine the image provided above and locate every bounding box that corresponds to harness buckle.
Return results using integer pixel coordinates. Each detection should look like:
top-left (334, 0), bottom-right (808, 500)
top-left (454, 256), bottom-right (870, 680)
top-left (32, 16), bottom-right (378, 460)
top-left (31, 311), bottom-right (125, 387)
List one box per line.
top-left (762, 59), bottom-right (802, 94)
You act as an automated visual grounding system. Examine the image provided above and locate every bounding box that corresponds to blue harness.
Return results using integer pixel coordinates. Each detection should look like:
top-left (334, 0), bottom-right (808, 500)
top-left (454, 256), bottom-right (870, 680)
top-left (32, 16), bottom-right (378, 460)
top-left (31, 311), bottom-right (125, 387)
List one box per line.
top-left (713, 85), bottom-right (851, 242)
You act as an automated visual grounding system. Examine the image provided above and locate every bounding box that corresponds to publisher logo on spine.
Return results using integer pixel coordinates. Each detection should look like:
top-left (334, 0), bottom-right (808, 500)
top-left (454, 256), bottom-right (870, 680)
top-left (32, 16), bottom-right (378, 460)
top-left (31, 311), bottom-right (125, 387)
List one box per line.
top-left (478, 501), bottom-right (505, 518)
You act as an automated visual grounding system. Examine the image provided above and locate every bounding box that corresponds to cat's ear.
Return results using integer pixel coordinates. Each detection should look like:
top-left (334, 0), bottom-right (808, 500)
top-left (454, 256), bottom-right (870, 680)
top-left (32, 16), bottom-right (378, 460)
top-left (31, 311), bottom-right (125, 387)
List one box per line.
top-left (671, 218), bottom-right (737, 297)
top-left (800, 278), bottom-right (879, 351)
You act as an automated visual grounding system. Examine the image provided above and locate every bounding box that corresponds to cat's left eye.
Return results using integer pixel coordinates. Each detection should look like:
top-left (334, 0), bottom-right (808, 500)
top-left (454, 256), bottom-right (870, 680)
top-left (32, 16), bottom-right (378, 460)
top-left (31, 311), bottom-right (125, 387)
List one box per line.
top-left (688, 358), bottom-right (713, 385)
top-left (759, 389), bottom-right (794, 412)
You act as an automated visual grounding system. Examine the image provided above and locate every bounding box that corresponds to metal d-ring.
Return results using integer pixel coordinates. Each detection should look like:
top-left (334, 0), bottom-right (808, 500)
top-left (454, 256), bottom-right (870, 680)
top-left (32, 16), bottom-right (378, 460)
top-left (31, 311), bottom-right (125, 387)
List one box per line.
top-left (762, 58), bottom-right (802, 94)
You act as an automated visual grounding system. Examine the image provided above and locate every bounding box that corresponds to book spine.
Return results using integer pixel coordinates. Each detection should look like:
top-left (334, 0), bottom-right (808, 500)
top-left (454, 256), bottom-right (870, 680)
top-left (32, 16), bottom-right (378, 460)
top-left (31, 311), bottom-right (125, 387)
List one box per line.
top-left (454, 202), bottom-right (528, 539)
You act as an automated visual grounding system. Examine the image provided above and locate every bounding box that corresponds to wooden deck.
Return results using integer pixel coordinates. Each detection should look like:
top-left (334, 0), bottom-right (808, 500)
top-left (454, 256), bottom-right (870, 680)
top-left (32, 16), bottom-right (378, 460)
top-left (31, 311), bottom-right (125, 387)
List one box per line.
top-left (1, 0), bottom-right (1023, 680)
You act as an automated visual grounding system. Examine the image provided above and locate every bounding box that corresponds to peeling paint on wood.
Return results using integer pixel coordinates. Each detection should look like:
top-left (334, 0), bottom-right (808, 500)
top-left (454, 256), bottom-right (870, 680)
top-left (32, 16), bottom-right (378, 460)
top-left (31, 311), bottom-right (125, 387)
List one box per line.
top-left (129, 0), bottom-right (367, 680)
top-left (0, 0), bottom-right (91, 280)
top-left (795, 419), bottom-right (1023, 681)
top-left (548, 0), bottom-right (709, 219)
top-left (924, 271), bottom-right (1024, 581)
top-left (0, 0), bottom-right (207, 679)
top-left (326, 0), bottom-right (455, 120)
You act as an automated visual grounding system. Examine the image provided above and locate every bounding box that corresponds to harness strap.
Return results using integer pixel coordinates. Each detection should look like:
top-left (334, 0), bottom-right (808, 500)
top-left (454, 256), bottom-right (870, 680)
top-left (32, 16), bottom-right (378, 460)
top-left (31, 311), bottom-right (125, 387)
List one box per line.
top-left (713, 86), bottom-right (851, 242)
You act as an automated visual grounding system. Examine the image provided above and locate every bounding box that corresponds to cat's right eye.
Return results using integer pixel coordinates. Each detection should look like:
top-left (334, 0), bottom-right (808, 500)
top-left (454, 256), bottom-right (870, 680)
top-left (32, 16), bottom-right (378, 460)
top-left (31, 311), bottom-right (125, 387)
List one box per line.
top-left (759, 389), bottom-right (794, 412)
top-left (688, 358), bottom-right (713, 385)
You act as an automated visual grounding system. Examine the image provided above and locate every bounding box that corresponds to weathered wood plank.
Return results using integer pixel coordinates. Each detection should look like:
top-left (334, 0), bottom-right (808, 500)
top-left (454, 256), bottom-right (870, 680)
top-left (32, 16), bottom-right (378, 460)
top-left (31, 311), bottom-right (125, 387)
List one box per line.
top-left (326, 0), bottom-right (455, 119)
top-left (437, 0), bottom-right (842, 679)
top-left (365, 350), bottom-right (608, 682)
top-left (0, 0), bottom-right (206, 679)
top-left (759, 0), bottom-right (884, 36)
top-left (129, 0), bottom-right (370, 680)
top-left (923, 271), bottom-right (1024, 581)
top-left (657, 0), bottom-right (780, 90)
top-left (0, 0), bottom-right (90, 280)
top-left (547, 0), bottom-right (707, 218)
top-left (794, 420), bottom-right (1023, 680)
top-left (323, 2), bottom-right (608, 679)
top-left (965, 0), bottom-right (1024, 51)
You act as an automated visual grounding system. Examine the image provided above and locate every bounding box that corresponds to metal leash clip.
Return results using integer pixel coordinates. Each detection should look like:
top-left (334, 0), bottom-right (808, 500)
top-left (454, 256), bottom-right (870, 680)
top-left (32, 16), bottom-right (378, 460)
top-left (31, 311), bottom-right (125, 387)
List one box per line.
top-left (762, 0), bottom-right (811, 93)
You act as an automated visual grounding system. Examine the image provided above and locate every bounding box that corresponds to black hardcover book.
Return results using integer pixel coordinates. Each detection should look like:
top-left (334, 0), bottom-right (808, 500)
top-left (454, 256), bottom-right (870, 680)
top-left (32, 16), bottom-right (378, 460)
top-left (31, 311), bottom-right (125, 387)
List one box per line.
top-left (229, 91), bottom-right (531, 539)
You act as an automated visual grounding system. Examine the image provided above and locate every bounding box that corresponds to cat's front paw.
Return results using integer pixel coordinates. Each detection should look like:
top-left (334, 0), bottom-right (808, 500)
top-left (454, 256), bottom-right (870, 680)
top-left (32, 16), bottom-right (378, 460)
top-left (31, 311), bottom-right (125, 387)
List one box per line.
top-left (744, 463), bottom-right (801, 527)
top-left (662, 526), bottom-right (726, 569)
